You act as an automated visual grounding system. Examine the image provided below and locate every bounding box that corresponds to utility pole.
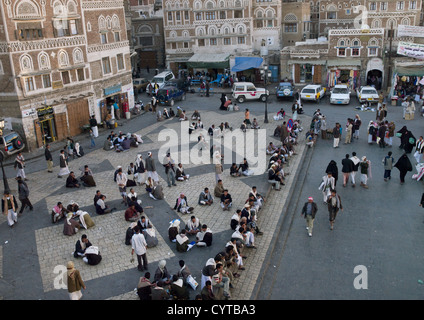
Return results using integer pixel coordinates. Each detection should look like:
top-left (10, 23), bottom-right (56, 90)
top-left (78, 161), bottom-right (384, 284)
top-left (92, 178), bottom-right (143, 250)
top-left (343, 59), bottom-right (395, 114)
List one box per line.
top-left (386, 26), bottom-right (394, 91)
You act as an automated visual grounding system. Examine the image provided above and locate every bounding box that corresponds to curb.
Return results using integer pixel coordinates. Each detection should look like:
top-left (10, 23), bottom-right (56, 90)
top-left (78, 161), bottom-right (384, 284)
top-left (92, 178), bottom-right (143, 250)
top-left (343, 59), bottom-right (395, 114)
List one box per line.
top-left (252, 139), bottom-right (314, 300)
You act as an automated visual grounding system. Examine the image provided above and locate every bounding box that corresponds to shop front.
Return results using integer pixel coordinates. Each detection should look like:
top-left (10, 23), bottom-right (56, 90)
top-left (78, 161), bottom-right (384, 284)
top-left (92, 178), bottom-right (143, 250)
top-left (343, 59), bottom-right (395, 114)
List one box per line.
top-left (231, 57), bottom-right (263, 83)
top-left (289, 60), bottom-right (326, 85)
top-left (187, 53), bottom-right (230, 82)
top-left (326, 59), bottom-right (361, 91)
top-left (99, 84), bottom-right (129, 121)
top-left (34, 106), bottom-right (57, 147)
top-left (390, 63), bottom-right (424, 104)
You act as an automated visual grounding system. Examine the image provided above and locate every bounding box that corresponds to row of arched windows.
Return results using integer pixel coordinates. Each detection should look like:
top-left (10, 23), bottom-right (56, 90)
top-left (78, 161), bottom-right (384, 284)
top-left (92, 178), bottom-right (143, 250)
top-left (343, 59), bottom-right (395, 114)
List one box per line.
top-left (19, 48), bottom-right (84, 73)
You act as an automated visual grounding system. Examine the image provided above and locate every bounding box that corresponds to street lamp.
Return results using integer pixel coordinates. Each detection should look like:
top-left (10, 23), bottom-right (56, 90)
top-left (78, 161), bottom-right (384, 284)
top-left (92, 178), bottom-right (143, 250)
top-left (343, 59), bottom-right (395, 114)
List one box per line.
top-left (261, 65), bottom-right (272, 123)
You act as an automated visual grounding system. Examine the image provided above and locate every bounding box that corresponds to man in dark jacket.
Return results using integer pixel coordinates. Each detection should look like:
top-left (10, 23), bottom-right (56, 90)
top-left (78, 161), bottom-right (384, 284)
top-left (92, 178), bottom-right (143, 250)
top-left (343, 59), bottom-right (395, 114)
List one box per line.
top-left (74, 234), bottom-right (92, 258)
top-left (17, 178), bottom-right (33, 214)
top-left (45, 144), bottom-right (53, 173)
top-left (341, 154), bottom-right (354, 187)
top-left (301, 197), bottom-right (318, 237)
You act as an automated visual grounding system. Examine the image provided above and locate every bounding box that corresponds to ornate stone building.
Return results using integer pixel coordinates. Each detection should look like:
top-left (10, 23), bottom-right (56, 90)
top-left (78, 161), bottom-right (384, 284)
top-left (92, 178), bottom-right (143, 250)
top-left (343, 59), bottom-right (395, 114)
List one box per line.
top-left (127, 0), bottom-right (165, 70)
top-left (0, 0), bottom-right (132, 151)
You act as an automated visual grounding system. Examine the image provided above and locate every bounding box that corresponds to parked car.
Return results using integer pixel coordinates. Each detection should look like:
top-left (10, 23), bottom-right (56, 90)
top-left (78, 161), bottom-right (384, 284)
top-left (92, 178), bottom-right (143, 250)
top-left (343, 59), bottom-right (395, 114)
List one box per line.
top-left (330, 84), bottom-right (351, 105)
top-left (156, 86), bottom-right (186, 106)
top-left (276, 82), bottom-right (294, 100)
top-left (300, 84), bottom-right (326, 103)
top-left (356, 86), bottom-right (379, 104)
top-left (133, 78), bottom-right (149, 93)
top-left (232, 82), bottom-right (269, 103)
top-left (146, 71), bottom-right (175, 94)
top-left (164, 78), bottom-right (190, 92)
top-left (0, 130), bottom-right (25, 159)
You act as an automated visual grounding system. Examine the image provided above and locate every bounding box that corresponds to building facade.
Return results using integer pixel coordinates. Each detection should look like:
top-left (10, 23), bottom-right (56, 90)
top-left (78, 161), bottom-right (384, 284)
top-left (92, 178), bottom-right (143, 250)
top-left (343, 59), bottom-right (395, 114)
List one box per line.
top-left (0, 0), bottom-right (131, 151)
top-left (127, 0), bottom-right (165, 71)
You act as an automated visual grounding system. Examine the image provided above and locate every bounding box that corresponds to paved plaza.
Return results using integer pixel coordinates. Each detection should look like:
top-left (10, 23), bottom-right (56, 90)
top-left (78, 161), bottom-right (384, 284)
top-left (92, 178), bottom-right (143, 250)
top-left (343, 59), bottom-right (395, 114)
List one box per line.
top-left (0, 89), bottom-right (423, 300)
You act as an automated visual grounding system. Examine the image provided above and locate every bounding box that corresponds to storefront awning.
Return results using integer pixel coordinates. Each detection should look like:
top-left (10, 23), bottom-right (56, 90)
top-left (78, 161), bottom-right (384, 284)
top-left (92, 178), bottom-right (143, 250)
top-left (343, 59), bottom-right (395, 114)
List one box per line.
top-left (104, 84), bottom-right (122, 96)
top-left (186, 53), bottom-right (230, 69)
top-left (327, 59), bottom-right (362, 67)
top-left (231, 57), bottom-right (263, 72)
top-left (394, 65), bottom-right (424, 76)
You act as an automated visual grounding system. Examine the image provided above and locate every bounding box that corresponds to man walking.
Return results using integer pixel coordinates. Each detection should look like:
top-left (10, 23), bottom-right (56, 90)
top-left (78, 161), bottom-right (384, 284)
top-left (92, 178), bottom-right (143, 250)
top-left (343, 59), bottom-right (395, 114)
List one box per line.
top-left (17, 179), bottom-right (33, 215)
top-left (163, 153), bottom-right (177, 187)
top-left (341, 154), bottom-right (354, 187)
top-left (383, 151), bottom-right (394, 182)
top-left (349, 152), bottom-right (360, 187)
top-left (327, 189), bottom-right (343, 231)
top-left (301, 197), bottom-right (318, 237)
top-left (14, 152), bottom-right (27, 181)
top-left (45, 144), bottom-right (53, 173)
top-left (359, 156), bottom-right (371, 189)
top-left (89, 115), bottom-right (98, 138)
top-left (145, 152), bottom-right (159, 184)
top-left (333, 123), bottom-right (341, 148)
top-left (131, 226), bottom-right (148, 272)
top-left (318, 172), bottom-right (335, 203)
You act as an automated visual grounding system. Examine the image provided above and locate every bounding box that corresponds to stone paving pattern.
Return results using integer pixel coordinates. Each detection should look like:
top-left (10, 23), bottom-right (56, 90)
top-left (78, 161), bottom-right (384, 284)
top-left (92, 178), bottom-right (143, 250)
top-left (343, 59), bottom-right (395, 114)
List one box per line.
top-left (0, 106), bottom-right (309, 300)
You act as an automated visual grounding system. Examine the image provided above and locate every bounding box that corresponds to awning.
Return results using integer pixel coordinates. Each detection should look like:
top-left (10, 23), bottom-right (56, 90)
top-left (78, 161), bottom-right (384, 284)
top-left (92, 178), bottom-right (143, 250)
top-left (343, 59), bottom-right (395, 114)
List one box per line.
top-left (104, 84), bottom-right (122, 96)
top-left (327, 59), bottom-right (362, 67)
top-left (186, 53), bottom-right (230, 69)
top-left (394, 65), bottom-right (424, 76)
top-left (231, 57), bottom-right (263, 72)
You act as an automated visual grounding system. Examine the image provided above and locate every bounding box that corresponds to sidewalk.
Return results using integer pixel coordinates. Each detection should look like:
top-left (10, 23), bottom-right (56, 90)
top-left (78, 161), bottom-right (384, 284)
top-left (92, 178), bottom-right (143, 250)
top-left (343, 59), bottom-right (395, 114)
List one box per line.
top-left (3, 111), bottom-right (148, 167)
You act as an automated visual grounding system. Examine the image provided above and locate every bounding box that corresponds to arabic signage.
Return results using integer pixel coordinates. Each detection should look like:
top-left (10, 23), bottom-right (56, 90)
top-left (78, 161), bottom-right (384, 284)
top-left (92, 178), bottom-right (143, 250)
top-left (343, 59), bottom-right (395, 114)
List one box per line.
top-left (397, 41), bottom-right (424, 59)
top-left (398, 25), bottom-right (424, 38)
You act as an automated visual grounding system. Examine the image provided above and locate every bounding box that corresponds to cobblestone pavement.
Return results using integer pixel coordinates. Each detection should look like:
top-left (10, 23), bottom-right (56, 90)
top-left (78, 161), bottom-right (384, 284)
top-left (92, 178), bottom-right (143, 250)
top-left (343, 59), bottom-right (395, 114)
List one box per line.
top-left (0, 106), bottom-right (310, 300)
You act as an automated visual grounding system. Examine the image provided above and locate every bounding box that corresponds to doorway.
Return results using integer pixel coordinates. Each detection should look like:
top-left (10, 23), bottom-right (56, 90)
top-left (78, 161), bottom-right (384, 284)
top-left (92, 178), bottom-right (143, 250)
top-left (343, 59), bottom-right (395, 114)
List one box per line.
top-left (366, 70), bottom-right (383, 90)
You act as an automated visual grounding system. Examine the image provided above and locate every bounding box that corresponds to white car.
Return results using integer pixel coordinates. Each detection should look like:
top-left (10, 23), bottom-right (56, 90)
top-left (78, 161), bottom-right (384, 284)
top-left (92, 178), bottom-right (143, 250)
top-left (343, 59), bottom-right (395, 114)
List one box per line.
top-left (330, 85), bottom-right (351, 105)
top-left (300, 85), bottom-right (326, 103)
top-left (356, 86), bottom-right (379, 104)
top-left (232, 82), bottom-right (269, 103)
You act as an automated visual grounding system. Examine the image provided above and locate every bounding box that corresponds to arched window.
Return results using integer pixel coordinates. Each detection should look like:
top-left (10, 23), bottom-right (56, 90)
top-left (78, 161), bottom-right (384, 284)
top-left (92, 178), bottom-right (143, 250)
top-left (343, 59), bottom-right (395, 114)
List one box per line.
top-left (58, 50), bottom-right (69, 68)
top-left (67, 0), bottom-right (77, 14)
top-left (106, 16), bottom-right (112, 29)
top-left (206, 1), bottom-right (214, 9)
top-left (235, 0), bottom-right (241, 7)
top-left (352, 39), bottom-right (360, 46)
top-left (401, 17), bottom-right (410, 26)
top-left (138, 25), bottom-right (153, 34)
top-left (256, 11), bottom-right (263, 18)
top-left (38, 52), bottom-right (50, 70)
top-left (72, 48), bottom-right (83, 64)
top-left (194, 1), bottom-right (201, 9)
top-left (169, 30), bottom-right (177, 38)
top-left (371, 19), bottom-right (381, 28)
top-left (284, 13), bottom-right (298, 22)
top-left (266, 10), bottom-right (273, 18)
top-left (15, 0), bottom-right (41, 19)
top-left (112, 15), bottom-right (120, 29)
top-left (20, 54), bottom-right (33, 72)
top-left (98, 15), bottom-right (106, 30)
top-left (182, 30), bottom-right (189, 38)
top-left (219, 0), bottom-right (225, 7)
top-left (52, 0), bottom-right (64, 16)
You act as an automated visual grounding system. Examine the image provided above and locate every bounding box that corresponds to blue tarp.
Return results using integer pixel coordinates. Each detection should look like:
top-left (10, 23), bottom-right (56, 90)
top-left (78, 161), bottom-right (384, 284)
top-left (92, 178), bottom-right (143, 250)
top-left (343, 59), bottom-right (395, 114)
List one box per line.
top-left (231, 57), bottom-right (263, 72)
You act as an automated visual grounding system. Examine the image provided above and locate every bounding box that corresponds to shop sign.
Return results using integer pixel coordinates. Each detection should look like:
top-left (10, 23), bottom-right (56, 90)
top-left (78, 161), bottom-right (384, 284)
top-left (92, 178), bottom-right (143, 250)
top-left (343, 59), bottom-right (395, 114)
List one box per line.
top-left (22, 108), bottom-right (36, 118)
top-left (398, 25), bottom-right (424, 38)
top-left (37, 106), bottom-right (54, 117)
top-left (397, 41), bottom-right (424, 59)
top-left (52, 80), bottom-right (64, 90)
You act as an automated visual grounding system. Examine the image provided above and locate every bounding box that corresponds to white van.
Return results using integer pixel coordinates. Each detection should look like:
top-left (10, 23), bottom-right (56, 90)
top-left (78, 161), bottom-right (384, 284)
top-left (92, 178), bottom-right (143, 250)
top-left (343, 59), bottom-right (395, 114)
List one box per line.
top-left (146, 71), bottom-right (175, 94)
